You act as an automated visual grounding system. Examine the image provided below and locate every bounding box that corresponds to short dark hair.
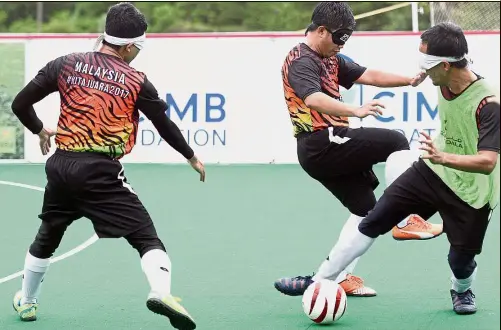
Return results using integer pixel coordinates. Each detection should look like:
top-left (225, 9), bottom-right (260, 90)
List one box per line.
top-left (103, 2), bottom-right (148, 50)
top-left (306, 2), bottom-right (356, 33)
top-left (420, 22), bottom-right (469, 68)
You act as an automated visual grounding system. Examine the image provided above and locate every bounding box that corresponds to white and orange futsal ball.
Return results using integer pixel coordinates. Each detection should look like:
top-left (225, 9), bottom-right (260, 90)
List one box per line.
top-left (302, 279), bottom-right (347, 324)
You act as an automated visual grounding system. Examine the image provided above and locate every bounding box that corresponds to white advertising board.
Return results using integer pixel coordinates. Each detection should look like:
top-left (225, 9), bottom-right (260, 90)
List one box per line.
top-left (15, 32), bottom-right (501, 164)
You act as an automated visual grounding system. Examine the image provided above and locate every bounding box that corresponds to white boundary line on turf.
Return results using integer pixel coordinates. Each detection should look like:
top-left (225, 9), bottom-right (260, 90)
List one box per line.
top-left (0, 160), bottom-right (31, 164)
top-left (0, 180), bottom-right (99, 285)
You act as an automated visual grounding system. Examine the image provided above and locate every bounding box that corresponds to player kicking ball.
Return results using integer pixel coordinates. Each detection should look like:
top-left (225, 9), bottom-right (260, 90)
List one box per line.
top-left (274, 1), bottom-right (442, 299)
top-left (10, 3), bottom-right (203, 329)
top-left (302, 22), bottom-right (499, 315)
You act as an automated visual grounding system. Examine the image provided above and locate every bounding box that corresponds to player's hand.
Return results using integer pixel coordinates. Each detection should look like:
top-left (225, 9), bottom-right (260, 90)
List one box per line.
top-left (354, 100), bottom-right (385, 118)
top-left (418, 131), bottom-right (445, 164)
top-left (37, 127), bottom-right (56, 156)
top-left (188, 155), bottom-right (206, 182)
top-left (410, 71), bottom-right (428, 87)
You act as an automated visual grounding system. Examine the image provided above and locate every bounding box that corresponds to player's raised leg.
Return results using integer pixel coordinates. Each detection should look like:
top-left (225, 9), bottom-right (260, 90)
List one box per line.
top-left (313, 160), bottom-right (439, 283)
top-left (386, 150), bottom-right (443, 240)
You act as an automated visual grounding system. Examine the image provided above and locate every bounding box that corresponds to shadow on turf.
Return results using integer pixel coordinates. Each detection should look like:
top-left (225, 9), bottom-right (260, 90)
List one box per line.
top-left (302, 309), bottom-right (470, 329)
top-left (301, 320), bottom-right (355, 329)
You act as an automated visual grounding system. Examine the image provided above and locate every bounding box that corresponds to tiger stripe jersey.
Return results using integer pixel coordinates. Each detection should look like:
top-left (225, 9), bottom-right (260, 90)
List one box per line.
top-left (281, 43), bottom-right (366, 137)
top-left (32, 52), bottom-right (149, 159)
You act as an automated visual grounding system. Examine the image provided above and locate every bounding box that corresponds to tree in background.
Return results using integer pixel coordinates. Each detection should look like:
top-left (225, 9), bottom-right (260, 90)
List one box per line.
top-left (0, 2), bottom-right (432, 33)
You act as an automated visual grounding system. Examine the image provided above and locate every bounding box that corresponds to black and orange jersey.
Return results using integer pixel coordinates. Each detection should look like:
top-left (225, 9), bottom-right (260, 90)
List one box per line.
top-left (31, 52), bottom-right (166, 159)
top-left (282, 43), bottom-right (366, 137)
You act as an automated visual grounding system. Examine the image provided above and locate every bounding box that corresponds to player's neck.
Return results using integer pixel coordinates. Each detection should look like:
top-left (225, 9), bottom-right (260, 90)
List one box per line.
top-left (98, 46), bottom-right (125, 60)
top-left (304, 36), bottom-right (323, 57)
top-left (446, 69), bottom-right (477, 95)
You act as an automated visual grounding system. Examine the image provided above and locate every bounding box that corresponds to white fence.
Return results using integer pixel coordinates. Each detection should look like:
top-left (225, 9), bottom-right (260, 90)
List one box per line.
top-left (1, 32), bottom-right (499, 164)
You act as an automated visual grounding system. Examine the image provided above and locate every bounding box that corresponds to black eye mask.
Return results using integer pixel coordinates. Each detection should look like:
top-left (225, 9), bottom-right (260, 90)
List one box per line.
top-left (328, 28), bottom-right (353, 45)
top-left (305, 23), bottom-right (353, 45)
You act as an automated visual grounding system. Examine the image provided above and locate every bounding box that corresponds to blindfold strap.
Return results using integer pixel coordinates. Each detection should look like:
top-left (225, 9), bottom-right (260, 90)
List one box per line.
top-left (419, 52), bottom-right (465, 70)
top-left (93, 32), bottom-right (146, 51)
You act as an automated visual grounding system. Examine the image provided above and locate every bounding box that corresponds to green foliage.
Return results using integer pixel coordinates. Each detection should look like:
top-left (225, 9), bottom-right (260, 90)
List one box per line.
top-left (0, 43), bottom-right (25, 159)
top-left (0, 1), bottom-right (432, 33)
top-left (0, 10), bottom-right (7, 29)
top-left (8, 18), bottom-right (38, 33)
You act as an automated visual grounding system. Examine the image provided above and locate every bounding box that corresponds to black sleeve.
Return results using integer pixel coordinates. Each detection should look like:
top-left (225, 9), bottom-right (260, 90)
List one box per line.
top-left (32, 56), bottom-right (65, 93)
top-left (11, 83), bottom-right (50, 135)
top-left (136, 77), bottom-right (194, 160)
top-left (288, 56), bottom-right (322, 101)
top-left (477, 101), bottom-right (500, 152)
top-left (337, 55), bottom-right (367, 90)
top-left (11, 57), bottom-right (65, 134)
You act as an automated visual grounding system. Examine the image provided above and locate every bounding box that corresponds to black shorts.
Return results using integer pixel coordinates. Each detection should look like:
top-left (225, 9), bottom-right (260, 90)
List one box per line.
top-left (359, 159), bottom-right (493, 254)
top-left (38, 149), bottom-right (153, 238)
top-left (296, 126), bottom-right (409, 217)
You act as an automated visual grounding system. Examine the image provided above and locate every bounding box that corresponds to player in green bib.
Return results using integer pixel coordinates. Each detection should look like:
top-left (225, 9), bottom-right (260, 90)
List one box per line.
top-left (301, 22), bottom-right (500, 315)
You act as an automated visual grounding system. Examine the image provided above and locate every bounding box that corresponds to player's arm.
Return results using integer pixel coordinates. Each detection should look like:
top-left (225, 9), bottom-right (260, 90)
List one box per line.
top-left (344, 55), bottom-right (425, 88)
top-left (439, 151), bottom-right (498, 175)
top-left (136, 77), bottom-right (195, 160)
top-left (11, 57), bottom-right (63, 134)
top-left (355, 69), bottom-right (414, 87)
top-left (421, 98), bottom-right (500, 175)
top-left (288, 57), bottom-right (360, 117)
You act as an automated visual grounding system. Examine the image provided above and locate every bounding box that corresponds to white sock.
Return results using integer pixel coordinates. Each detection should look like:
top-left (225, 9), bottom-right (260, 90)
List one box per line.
top-left (333, 258), bottom-right (359, 283)
top-left (333, 214), bottom-right (363, 283)
top-left (21, 252), bottom-right (50, 305)
top-left (314, 214), bottom-right (362, 283)
top-left (451, 267), bottom-right (477, 293)
top-left (385, 150), bottom-right (419, 229)
top-left (141, 249), bottom-right (172, 296)
top-left (314, 218), bottom-right (375, 282)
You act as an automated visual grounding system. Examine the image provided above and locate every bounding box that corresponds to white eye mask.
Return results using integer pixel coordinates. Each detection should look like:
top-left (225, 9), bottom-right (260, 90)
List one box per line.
top-left (93, 32), bottom-right (146, 51)
top-left (419, 52), bottom-right (465, 70)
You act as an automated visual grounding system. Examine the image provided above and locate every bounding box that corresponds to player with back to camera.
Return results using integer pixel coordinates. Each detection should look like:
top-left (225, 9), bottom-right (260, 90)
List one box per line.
top-left (10, 3), bottom-right (203, 329)
top-left (274, 1), bottom-right (443, 298)
top-left (302, 22), bottom-right (500, 315)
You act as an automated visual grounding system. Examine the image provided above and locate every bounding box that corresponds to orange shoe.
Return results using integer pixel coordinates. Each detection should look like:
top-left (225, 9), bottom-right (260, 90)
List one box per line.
top-left (339, 274), bottom-right (377, 297)
top-left (392, 215), bottom-right (443, 241)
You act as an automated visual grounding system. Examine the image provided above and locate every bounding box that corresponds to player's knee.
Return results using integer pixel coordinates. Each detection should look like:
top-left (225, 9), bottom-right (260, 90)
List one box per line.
top-left (29, 240), bottom-right (57, 259)
top-left (358, 215), bottom-right (382, 238)
top-left (28, 224), bottom-right (66, 259)
top-left (385, 150), bottom-right (420, 187)
top-left (391, 131), bottom-right (410, 151)
top-left (347, 199), bottom-right (375, 218)
top-left (125, 223), bottom-right (167, 257)
top-left (358, 196), bottom-right (403, 238)
top-left (131, 238), bottom-right (166, 258)
top-left (448, 248), bottom-right (477, 279)
top-left (141, 240), bottom-right (166, 258)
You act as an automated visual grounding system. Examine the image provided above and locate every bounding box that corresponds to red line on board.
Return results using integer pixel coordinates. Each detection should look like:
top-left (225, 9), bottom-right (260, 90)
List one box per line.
top-left (0, 30), bottom-right (499, 40)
